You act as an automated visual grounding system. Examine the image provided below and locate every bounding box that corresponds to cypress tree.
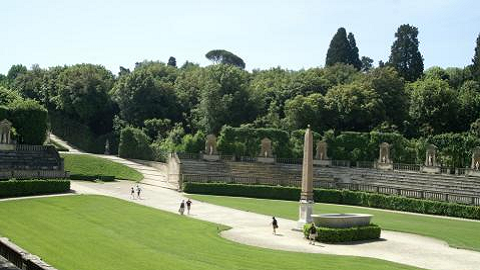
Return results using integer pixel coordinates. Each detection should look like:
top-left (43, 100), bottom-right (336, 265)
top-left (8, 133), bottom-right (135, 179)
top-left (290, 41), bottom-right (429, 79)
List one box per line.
top-left (388, 24), bottom-right (424, 81)
top-left (325, 28), bottom-right (351, 67)
top-left (472, 33), bottom-right (480, 80)
top-left (347, 32), bottom-right (362, 70)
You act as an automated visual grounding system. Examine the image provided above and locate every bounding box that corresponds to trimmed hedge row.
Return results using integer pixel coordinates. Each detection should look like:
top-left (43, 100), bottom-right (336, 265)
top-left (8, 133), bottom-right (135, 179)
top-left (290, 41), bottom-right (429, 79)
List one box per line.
top-left (303, 223), bottom-right (381, 243)
top-left (70, 174), bottom-right (115, 182)
top-left (182, 182), bottom-right (480, 220)
top-left (0, 180), bottom-right (70, 198)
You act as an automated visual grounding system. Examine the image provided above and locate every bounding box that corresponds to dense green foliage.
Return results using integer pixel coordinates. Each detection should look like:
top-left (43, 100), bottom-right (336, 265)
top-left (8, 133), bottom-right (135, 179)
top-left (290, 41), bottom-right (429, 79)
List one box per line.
top-left (61, 153), bottom-right (143, 181)
top-left (189, 194), bottom-right (480, 250)
top-left (0, 93), bottom-right (48, 145)
top-left (118, 127), bottom-right (153, 160)
top-left (183, 183), bottom-right (480, 220)
top-left (303, 223), bottom-right (381, 243)
top-left (0, 195), bottom-right (420, 270)
top-left (0, 180), bottom-right (70, 198)
top-left (1, 28), bottom-right (479, 156)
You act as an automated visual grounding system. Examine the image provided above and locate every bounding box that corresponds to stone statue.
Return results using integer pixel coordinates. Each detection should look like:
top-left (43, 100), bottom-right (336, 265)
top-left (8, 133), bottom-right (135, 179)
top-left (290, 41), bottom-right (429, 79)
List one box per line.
top-left (259, 138), bottom-right (272, 158)
top-left (425, 144), bottom-right (438, 167)
top-left (471, 147), bottom-right (480, 170)
top-left (104, 139), bottom-right (110, 155)
top-left (378, 142), bottom-right (391, 164)
top-left (205, 134), bottom-right (218, 155)
top-left (0, 119), bottom-right (12, 144)
top-left (315, 141), bottom-right (328, 160)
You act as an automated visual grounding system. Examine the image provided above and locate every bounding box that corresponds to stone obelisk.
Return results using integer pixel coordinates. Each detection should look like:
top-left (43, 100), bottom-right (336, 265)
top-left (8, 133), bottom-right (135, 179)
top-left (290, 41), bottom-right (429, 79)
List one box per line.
top-left (297, 125), bottom-right (314, 229)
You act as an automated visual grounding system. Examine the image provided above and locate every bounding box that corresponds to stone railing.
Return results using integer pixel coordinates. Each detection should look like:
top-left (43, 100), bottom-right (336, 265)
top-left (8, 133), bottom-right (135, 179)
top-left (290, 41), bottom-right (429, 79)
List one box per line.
top-left (331, 160), bottom-right (351, 167)
top-left (0, 170), bottom-right (68, 180)
top-left (393, 163), bottom-right (421, 172)
top-left (0, 237), bottom-right (58, 270)
top-left (15, 144), bottom-right (49, 152)
top-left (356, 161), bottom-right (374, 168)
top-left (182, 174), bottom-right (480, 206)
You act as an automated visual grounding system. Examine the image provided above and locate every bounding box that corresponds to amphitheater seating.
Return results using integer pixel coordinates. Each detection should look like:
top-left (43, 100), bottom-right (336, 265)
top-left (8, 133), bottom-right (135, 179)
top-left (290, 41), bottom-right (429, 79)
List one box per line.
top-left (0, 145), bottom-right (66, 179)
top-left (179, 157), bottom-right (480, 202)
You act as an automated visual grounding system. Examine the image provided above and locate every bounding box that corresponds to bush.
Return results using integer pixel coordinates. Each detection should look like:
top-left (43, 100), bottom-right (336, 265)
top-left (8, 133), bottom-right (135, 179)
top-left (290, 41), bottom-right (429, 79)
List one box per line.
top-left (182, 182), bottom-right (480, 220)
top-left (303, 223), bottom-right (381, 243)
top-left (0, 180), bottom-right (70, 198)
top-left (217, 126), bottom-right (291, 157)
top-left (118, 127), bottom-right (153, 160)
top-left (8, 99), bottom-right (48, 145)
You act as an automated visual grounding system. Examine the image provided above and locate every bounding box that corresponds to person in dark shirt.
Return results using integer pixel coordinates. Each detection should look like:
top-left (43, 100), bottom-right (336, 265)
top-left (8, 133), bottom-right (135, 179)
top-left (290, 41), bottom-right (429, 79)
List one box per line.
top-left (308, 223), bottom-right (317, 245)
top-left (271, 217), bottom-right (279, 234)
top-left (179, 200), bottom-right (185, 215)
top-left (186, 199), bottom-right (192, 214)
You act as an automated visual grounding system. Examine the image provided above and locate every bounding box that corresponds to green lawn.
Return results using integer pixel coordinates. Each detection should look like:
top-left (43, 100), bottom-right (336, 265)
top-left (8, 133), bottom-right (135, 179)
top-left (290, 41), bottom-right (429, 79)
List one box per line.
top-left (188, 194), bottom-right (480, 251)
top-left (0, 195), bottom-right (420, 270)
top-left (61, 153), bottom-right (143, 181)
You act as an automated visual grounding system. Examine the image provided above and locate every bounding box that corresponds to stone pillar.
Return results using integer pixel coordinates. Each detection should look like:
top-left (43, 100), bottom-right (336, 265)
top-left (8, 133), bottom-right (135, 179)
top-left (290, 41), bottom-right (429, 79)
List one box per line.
top-left (203, 134), bottom-right (220, 161)
top-left (298, 125), bottom-right (314, 229)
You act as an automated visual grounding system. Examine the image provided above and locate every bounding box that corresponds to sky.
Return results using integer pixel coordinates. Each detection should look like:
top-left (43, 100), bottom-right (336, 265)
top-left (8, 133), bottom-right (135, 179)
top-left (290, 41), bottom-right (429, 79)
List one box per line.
top-left (1, 0), bottom-right (479, 74)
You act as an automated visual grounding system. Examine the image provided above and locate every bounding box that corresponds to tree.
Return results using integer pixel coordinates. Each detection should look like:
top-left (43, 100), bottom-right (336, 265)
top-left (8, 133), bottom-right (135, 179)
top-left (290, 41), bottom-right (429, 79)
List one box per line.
top-left (56, 64), bottom-right (115, 134)
top-left (388, 24), bottom-right (424, 81)
top-left (408, 77), bottom-right (459, 135)
top-left (284, 93), bottom-right (330, 131)
top-left (7, 64), bottom-right (27, 82)
top-left (361, 56), bottom-right (374, 72)
top-left (472, 33), bottom-right (480, 80)
top-left (0, 86), bottom-right (22, 105)
top-left (205, 49), bottom-right (246, 69)
top-left (326, 28), bottom-right (362, 70)
top-left (12, 64), bottom-right (46, 101)
top-left (325, 28), bottom-right (351, 67)
top-left (458, 80), bottom-right (480, 130)
top-left (197, 64), bottom-right (258, 133)
top-left (324, 82), bottom-right (385, 131)
top-left (347, 33), bottom-right (362, 70)
top-left (118, 66), bottom-right (131, 77)
top-left (167, 56), bottom-right (177, 67)
top-left (363, 67), bottom-right (407, 128)
top-left (111, 68), bottom-right (179, 127)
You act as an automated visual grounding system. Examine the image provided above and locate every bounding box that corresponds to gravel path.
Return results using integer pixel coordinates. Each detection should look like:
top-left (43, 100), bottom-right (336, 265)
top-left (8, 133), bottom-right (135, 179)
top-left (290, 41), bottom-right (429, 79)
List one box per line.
top-left (72, 180), bottom-right (480, 270)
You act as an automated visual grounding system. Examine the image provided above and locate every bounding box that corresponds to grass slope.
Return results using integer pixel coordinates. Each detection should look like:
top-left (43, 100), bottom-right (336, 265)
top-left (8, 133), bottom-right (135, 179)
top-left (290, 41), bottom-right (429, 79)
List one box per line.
top-left (0, 195), bottom-right (420, 270)
top-left (188, 194), bottom-right (480, 251)
top-left (61, 154), bottom-right (143, 181)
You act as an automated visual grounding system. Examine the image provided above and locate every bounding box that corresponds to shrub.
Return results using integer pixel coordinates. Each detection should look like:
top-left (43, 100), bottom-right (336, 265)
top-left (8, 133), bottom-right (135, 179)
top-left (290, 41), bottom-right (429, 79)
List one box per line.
top-left (303, 223), bottom-right (381, 243)
top-left (118, 127), bottom-right (153, 160)
top-left (0, 180), bottom-right (70, 198)
top-left (8, 99), bottom-right (48, 145)
top-left (182, 182), bottom-right (480, 220)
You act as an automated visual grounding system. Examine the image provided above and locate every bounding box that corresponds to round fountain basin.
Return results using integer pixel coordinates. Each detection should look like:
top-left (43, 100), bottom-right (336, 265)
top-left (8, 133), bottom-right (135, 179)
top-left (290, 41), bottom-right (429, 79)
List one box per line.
top-left (312, 213), bottom-right (373, 228)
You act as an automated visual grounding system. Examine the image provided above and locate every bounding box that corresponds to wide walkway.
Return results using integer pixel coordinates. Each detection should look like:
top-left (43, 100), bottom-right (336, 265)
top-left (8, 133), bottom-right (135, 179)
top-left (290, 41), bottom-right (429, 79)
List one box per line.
top-left (72, 180), bottom-right (480, 270)
top-left (50, 133), bottom-right (176, 189)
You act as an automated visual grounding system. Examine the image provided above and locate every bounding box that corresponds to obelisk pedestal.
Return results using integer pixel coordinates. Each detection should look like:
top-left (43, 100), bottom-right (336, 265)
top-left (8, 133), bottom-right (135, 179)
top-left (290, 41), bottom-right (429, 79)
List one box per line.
top-left (297, 125), bottom-right (314, 229)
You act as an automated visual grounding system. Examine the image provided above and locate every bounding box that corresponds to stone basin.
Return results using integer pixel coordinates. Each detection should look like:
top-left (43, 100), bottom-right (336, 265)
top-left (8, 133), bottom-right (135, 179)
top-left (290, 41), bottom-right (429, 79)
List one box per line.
top-left (311, 213), bottom-right (373, 228)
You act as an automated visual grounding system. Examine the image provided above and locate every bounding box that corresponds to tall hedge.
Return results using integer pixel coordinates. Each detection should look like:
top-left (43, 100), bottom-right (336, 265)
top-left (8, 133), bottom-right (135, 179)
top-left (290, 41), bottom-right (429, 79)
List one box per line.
top-left (0, 180), bottom-right (70, 198)
top-left (183, 182), bottom-right (480, 220)
top-left (217, 125), bottom-right (291, 157)
top-left (118, 126), bottom-right (153, 160)
top-left (8, 99), bottom-right (48, 145)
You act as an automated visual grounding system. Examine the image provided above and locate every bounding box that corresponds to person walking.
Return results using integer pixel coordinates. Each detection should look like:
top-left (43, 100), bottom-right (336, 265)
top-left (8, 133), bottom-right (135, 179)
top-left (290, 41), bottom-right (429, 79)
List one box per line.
top-left (136, 185), bottom-right (141, 199)
top-left (186, 199), bottom-right (192, 215)
top-left (130, 187), bottom-right (135, 199)
top-left (179, 200), bottom-right (186, 215)
top-left (271, 217), bottom-right (279, 234)
top-left (308, 222), bottom-right (317, 245)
